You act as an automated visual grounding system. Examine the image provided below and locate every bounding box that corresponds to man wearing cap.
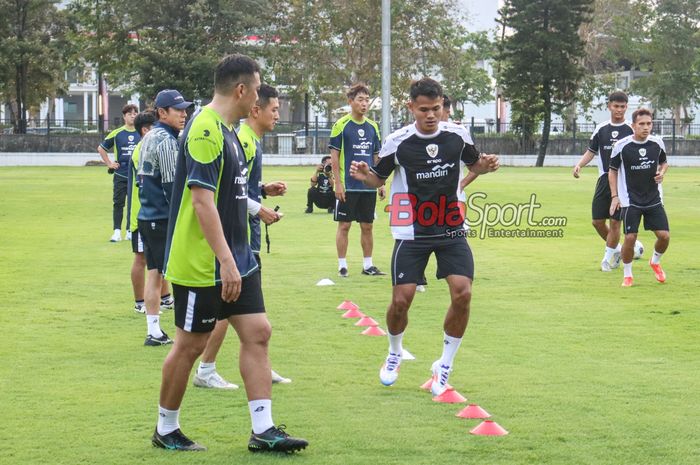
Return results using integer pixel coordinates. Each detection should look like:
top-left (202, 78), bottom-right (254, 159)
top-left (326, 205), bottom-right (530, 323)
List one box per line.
top-left (137, 89), bottom-right (191, 346)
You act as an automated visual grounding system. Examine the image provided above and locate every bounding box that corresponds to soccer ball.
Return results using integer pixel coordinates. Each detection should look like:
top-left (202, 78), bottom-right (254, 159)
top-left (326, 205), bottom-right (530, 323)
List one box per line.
top-left (633, 240), bottom-right (644, 260)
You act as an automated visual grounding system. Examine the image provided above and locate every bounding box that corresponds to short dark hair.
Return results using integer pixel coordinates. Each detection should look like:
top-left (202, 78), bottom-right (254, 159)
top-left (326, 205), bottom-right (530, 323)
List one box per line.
top-left (443, 95), bottom-right (452, 110)
top-left (122, 103), bottom-right (138, 115)
top-left (134, 110), bottom-right (156, 136)
top-left (321, 155), bottom-right (331, 164)
top-left (257, 84), bottom-right (279, 109)
top-left (608, 90), bottom-right (628, 103)
top-left (410, 78), bottom-right (443, 101)
top-left (632, 108), bottom-right (653, 122)
top-left (347, 83), bottom-right (370, 100)
top-left (215, 54), bottom-right (261, 95)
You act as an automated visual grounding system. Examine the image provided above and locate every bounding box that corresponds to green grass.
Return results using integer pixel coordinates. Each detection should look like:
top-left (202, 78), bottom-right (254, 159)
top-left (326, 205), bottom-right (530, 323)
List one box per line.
top-left (0, 165), bottom-right (698, 465)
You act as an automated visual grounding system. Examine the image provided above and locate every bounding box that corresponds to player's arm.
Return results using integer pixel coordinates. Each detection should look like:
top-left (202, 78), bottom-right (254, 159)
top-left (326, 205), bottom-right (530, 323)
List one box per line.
top-left (460, 171), bottom-right (479, 191)
top-left (191, 186), bottom-right (241, 302)
top-left (330, 148), bottom-right (345, 202)
top-left (158, 139), bottom-right (178, 203)
top-left (573, 149), bottom-right (596, 178)
top-left (655, 141), bottom-right (669, 184)
top-left (97, 142), bottom-right (120, 170)
top-left (350, 161), bottom-right (385, 188)
top-left (608, 148), bottom-right (622, 216)
top-left (468, 153), bottom-right (499, 175)
top-left (262, 181), bottom-right (287, 197)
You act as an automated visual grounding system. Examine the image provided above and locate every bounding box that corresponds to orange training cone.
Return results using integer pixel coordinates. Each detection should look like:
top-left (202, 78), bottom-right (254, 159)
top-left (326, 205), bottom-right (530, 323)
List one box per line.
top-left (470, 420), bottom-right (508, 436)
top-left (341, 308), bottom-right (365, 318)
top-left (355, 316), bottom-right (379, 327)
top-left (432, 389), bottom-right (466, 403)
top-left (420, 378), bottom-right (453, 392)
top-left (361, 326), bottom-right (387, 336)
top-left (337, 300), bottom-right (359, 311)
top-left (456, 404), bottom-right (491, 419)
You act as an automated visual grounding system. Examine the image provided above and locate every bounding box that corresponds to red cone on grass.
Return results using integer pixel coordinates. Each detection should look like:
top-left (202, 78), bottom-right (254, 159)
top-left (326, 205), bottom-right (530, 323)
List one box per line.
top-left (470, 420), bottom-right (508, 436)
top-left (361, 326), bottom-right (386, 336)
top-left (341, 308), bottom-right (365, 318)
top-left (337, 300), bottom-right (359, 311)
top-left (420, 378), bottom-right (453, 392)
top-left (456, 404), bottom-right (491, 419)
top-left (355, 316), bottom-right (379, 327)
top-left (432, 389), bottom-right (466, 403)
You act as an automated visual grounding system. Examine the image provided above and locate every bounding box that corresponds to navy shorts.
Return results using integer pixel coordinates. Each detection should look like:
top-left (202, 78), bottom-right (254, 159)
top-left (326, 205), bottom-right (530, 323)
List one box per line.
top-left (335, 191), bottom-right (376, 223)
top-left (138, 219), bottom-right (168, 272)
top-left (622, 204), bottom-right (669, 234)
top-left (592, 174), bottom-right (621, 221)
top-left (172, 271), bottom-right (265, 333)
top-left (391, 236), bottom-right (474, 286)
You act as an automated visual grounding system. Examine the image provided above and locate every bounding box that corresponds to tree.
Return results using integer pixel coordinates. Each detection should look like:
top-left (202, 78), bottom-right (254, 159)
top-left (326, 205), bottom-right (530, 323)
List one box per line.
top-left (497, 0), bottom-right (593, 165)
top-left (266, 0), bottom-right (492, 122)
top-left (0, 0), bottom-right (69, 133)
top-left (615, 0), bottom-right (700, 131)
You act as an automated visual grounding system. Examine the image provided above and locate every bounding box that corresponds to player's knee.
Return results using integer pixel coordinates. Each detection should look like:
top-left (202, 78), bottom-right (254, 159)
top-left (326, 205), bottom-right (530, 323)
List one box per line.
top-left (657, 231), bottom-right (670, 242)
top-left (591, 219), bottom-right (605, 229)
top-left (390, 294), bottom-right (411, 313)
top-left (338, 222), bottom-right (351, 233)
top-left (452, 287), bottom-right (472, 308)
top-left (360, 222), bottom-right (373, 233)
top-left (247, 319), bottom-right (272, 345)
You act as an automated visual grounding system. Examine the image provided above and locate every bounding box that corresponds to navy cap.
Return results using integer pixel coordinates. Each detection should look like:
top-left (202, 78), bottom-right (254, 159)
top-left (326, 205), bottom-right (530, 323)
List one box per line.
top-left (154, 89), bottom-right (192, 110)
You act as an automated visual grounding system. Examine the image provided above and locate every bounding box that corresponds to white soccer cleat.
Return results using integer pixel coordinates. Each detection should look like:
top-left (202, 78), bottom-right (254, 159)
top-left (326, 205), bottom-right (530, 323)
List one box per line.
top-left (110, 229), bottom-right (122, 242)
top-left (600, 259), bottom-right (612, 272)
top-left (416, 285), bottom-right (426, 293)
top-left (193, 371), bottom-right (239, 390)
top-left (379, 352), bottom-right (402, 386)
top-left (430, 360), bottom-right (453, 396)
top-left (125, 230), bottom-right (132, 241)
top-left (610, 250), bottom-right (622, 269)
top-left (271, 369), bottom-right (292, 384)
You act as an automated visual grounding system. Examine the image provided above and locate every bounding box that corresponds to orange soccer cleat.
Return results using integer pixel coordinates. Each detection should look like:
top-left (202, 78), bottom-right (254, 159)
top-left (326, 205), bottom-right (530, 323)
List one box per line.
top-left (649, 261), bottom-right (666, 283)
top-left (621, 276), bottom-right (634, 287)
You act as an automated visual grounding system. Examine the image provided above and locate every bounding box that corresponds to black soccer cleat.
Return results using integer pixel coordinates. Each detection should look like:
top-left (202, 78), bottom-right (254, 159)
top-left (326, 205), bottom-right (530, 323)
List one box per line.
top-left (248, 425), bottom-right (308, 453)
top-left (144, 332), bottom-right (173, 346)
top-left (304, 207), bottom-right (313, 213)
top-left (152, 428), bottom-right (206, 451)
top-left (338, 267), bottom-right (348, 278)
top-left (362, 266), bottom-right (386, 276)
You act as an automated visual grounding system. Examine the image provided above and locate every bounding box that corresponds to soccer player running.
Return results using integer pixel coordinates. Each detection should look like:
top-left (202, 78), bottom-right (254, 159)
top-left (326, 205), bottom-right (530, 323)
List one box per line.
top-left (608, 108), bottom-right (670, 287)
top-left (349, 78), bottom-right (499, 395)
top-left (97, 104), bottom-right (140, 242)
top-left (573, 91), bottom-right (634, 271)
top-left (126, 110), bottom-right (173, 314)
top-left (137, 89), bottom-right (192, 346)
top-left (330, 83), bottom-right (386, 277)
top-left (153, 54), bottom-right (307, 453)
top-left (192, 84), bottom-right (291, 389)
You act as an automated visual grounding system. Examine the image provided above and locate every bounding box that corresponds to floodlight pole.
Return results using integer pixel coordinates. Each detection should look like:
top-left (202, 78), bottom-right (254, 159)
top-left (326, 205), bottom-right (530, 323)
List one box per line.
top-left (381, 0), bottom-right (391, 139)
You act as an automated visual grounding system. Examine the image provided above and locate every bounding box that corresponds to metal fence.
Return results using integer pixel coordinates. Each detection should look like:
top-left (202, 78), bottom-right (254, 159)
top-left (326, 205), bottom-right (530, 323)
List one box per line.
top-left (3, 117), bottom-right (700, 155)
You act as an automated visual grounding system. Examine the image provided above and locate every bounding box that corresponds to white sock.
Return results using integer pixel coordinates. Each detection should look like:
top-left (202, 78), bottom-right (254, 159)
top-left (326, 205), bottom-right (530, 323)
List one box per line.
top-left (338, 258), bottom-right (348, 270)
top-left (651, 250), bottom-right (663, 265)
top-left (615, 243), bottom-right (622, 252)
top-left (197, 361), bottom-right (216, 377)
top-left (363, 257), bottom-right (373, 269)
top-left (147, 315), bottom-right (163, 338)
top-left (157, 406), bottom-right (180, 435)
top-left (439, 332), bottom-right (463, 367)
top-left (623, 262), bottom-right (633, 278)
top-left (603, 247), bottom-right (616, 262)
top-left (249, 399), bottom-right (274, 434)
top-left (388, 331), bottom-right (404, 355)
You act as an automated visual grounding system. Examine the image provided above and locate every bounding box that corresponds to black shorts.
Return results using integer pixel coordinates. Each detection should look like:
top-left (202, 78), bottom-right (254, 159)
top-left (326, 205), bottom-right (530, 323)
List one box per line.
top-left (172, 271), bottom-right (266, 333)
top-left (391, 236), bottom-right (474, 286)
top-left (592, 174), bottom-right (621, 221)
top-left (309, 188), bottom-right (334, 209)
top-left (622, 204), bottom-right (669, 234)
top-left (131, 229), bottom-right (144, 254)
top-left (334, 191), bottom-right (376, 223)
top-left (138, 219), bottom-right (168, 272)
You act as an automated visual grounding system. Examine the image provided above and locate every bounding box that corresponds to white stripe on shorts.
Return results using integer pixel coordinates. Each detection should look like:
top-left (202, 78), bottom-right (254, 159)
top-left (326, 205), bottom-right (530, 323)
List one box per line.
top-left (184, 291), bottom-right (196, 332)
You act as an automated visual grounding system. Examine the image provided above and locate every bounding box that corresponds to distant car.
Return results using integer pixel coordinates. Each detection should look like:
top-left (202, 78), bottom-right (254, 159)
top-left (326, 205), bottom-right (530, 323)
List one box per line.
top-left (294, 128), bottom-right (332, 153)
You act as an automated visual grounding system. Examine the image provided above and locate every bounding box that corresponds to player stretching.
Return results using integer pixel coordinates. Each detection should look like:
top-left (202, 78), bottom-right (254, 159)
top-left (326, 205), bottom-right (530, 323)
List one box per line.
top-left (573, 91), bottom-right (633, 271)
top-left (609, 108), bottom-right (669, 287)
top-left (350, 78), bottom-right (499, 396)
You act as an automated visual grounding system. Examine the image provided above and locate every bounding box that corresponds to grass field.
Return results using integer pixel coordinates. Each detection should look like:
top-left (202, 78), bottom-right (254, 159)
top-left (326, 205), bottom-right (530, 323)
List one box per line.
top-left (1, 165), bottom-right (698, 465)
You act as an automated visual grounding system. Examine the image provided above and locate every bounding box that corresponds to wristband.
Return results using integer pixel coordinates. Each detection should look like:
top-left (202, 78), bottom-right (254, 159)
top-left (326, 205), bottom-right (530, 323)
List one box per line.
top-left (261, 184), bottom-right (267, 199)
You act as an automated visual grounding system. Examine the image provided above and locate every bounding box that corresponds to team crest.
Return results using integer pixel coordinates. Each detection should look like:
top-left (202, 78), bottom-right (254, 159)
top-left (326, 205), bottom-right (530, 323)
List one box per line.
top-left (426, 144), bottom-right (439, 158)
top-left (128, 135), bottom-right (134, 141)
top-left (358, 129), bottom-right (365, 138)
top-left (639, 148), bottom-right (647, 157)
top-left (611, 131), bottom-right (618, 138)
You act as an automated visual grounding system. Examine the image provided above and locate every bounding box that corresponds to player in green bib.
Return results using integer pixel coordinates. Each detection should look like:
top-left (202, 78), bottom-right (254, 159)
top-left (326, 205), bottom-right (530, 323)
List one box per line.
top-left (154, 54), bottom-right (307, 454)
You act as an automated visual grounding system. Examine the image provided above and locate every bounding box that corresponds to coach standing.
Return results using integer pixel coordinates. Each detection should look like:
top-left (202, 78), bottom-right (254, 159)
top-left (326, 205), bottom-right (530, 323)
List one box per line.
top-left (137, 89), bottom-right (191, 346)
